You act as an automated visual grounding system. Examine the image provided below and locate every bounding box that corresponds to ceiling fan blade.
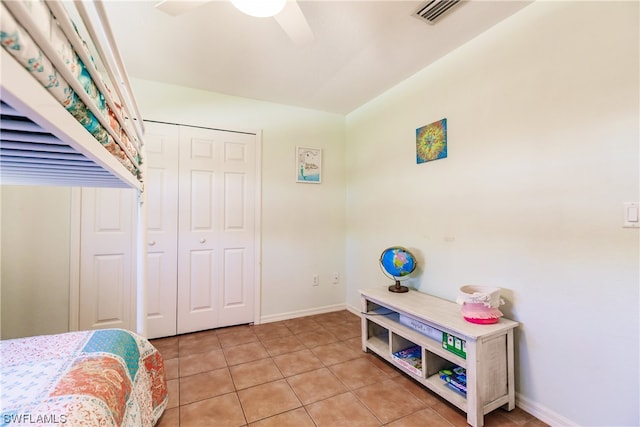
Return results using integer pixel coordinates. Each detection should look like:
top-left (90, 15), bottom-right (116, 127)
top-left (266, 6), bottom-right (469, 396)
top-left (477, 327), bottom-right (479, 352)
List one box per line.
top-left (274, 0), bottom-right (315, 46)
top-left (155, 0), bottom-right (211, 17)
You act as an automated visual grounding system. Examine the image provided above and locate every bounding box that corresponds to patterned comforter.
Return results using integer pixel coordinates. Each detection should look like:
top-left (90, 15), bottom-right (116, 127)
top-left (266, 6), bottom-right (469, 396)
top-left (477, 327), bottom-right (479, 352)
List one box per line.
top-left (0, 329), bottom-right (167, 426)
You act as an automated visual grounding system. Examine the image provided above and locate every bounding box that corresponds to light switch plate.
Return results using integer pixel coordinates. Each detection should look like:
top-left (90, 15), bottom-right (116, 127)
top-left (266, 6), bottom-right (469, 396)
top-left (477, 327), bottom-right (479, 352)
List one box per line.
top-left (623, 202), bottom-right (639, 228)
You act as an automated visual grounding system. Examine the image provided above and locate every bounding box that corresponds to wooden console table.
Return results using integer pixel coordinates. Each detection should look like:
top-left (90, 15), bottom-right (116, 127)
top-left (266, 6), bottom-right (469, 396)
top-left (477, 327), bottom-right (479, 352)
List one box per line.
top-left (360, 287), bottom-right (519, 427)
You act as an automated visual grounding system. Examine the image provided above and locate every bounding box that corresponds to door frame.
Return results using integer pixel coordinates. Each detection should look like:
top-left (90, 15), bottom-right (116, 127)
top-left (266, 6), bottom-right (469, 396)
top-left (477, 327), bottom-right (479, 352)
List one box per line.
top-left (69, 128), bottom-right (263, 334)
top-left (69, 187), bottom-right (140, 333)
top-left (69, 187), bottom-right (80, 332)
top-left (251, 129), bottom-right (263, 326)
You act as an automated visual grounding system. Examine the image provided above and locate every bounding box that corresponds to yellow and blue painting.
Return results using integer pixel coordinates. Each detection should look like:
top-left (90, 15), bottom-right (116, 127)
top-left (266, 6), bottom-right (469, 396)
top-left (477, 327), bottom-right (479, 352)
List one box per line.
top-left (416, 118), bottom-right (447, 164)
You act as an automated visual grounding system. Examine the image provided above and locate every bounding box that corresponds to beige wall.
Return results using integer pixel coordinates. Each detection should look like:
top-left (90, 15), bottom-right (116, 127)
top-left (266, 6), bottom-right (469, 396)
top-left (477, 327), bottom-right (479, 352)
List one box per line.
top-left (0, 81), bottom-right (348, 334)
top-left (1, 2), bottom-right (638, 424)
top-left (130, 79), bottom-right (348, 320)
top-left (1, 185), bottom-right (71, 339)
top-left (345, 2), bottom-right (639, 426)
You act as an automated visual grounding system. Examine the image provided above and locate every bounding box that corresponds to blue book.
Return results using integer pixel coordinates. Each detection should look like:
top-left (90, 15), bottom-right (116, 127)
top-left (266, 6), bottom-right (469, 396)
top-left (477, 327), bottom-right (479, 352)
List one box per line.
top-left (392, 345), bottom-right (422, 375)
top-left (439, 367), bottom-right (467, 395)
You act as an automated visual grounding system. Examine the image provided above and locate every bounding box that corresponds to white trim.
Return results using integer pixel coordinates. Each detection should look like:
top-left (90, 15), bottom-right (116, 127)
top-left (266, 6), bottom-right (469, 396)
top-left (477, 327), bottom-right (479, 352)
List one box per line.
top-left (515, 392), bottom-right (578, 427)
top-left (0, 187), bottom-right (3, 338)
top-left (253, 130), bottom-right (263, 326)
top-left (68, 188), bottom-right (81, 332)
top-left (135, 189), bottom-right (146, 336)
top-left (142, 119), bottom-right (259, 138)
top-left (346, 303), bottom-right (361, 317)
top-left (260, 303), bottom-right (347, 324)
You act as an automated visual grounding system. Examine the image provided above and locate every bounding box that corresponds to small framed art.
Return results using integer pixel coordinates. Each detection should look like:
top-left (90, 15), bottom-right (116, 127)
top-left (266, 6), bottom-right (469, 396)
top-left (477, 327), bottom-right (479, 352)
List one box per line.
top-left (296, 146), bottom-right (322, 183)
top-left (416, 118), bottom-right (447, 164)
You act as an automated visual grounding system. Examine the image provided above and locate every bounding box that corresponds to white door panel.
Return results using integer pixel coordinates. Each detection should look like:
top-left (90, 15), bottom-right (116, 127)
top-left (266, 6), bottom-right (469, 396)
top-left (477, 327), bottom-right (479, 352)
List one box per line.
top-left (219, 247), bottom-right (252, 325)
top-left (177, 127), bottom-right (219, 333)
top-left (146, 252), bottom-right (165, 318)
top-left (217, 134), bottom-right (255, 328)
top-left (189, 170), bottom-right (216, 231)
top-left (79, 187), bottom-right (135, 331)
top-left (78, 122), bottom-right (258, 337)
top-left (223, 248), bottom-right (245, 306)
top-left (178, 127), bottom-right (256, 333)
top-left (94, 255), bottom-right (125, 322)
top-left (188, 249), bottom-right (215, 310)
top-left (224, 173), bottom-right (246, 229)
top-left (144, 122), bottom-right (179, 338)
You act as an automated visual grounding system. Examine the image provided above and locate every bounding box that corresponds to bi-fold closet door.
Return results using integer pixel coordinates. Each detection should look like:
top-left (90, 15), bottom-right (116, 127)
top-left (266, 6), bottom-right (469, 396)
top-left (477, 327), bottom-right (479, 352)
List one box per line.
top-left (144, 121), bottom-right (259, 338)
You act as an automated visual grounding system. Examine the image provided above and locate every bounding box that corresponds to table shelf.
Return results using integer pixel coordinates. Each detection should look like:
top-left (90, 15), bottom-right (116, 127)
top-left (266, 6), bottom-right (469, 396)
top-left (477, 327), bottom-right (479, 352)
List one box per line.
top-left (360, 287), bottom-right (518, 427)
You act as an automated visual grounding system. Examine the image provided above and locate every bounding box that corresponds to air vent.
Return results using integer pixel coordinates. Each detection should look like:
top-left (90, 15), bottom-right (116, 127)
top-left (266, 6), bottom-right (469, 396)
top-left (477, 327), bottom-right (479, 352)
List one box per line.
top-left (413, 0), bottom-right (461, 24)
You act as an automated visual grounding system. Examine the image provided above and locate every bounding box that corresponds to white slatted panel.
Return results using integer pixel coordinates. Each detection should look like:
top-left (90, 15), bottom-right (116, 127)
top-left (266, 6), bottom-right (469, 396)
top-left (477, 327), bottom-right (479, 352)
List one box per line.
top-left (0, 0), bottom-right (144, 190)
top-left (0, 101), bottom-right (133, 188)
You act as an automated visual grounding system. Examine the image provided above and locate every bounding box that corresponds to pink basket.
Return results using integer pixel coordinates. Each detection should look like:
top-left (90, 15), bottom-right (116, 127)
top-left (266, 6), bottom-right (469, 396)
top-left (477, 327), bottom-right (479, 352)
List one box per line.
top-left (457, 286), bottom-right (504, 324)
top-left (461, 303), bottom-right (502, 324)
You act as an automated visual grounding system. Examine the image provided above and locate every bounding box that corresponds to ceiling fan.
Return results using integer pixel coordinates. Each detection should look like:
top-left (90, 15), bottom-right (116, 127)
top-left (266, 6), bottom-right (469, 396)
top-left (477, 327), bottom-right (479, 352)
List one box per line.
top-left (154, 0), bottom-right (315, 46)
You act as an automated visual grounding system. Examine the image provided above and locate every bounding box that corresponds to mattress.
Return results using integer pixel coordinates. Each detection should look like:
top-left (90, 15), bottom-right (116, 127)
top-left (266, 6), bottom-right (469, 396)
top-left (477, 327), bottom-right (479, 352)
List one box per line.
top-left (0, 329), bottom-right (167, 426)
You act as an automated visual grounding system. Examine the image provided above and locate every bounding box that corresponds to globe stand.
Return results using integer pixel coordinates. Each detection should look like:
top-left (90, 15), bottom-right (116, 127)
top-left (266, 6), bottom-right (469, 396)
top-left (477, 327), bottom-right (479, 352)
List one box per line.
top-left (380, 246), bottom-right (416, 294)
top-left (388, 280), bottom-right (409, 293)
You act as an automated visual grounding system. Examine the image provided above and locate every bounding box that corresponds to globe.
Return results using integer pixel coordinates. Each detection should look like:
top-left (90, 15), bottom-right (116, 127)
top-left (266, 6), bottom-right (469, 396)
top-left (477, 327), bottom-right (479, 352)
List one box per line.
top-left (379, 246), bottom-right (417, 293)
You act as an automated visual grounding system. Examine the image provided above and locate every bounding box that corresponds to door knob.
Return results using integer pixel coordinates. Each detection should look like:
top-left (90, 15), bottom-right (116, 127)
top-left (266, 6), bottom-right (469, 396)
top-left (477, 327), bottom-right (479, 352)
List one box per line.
top-left (148, 240), bottom-right (156, 246)
top-left (200, 238), bottom-right (206, 244)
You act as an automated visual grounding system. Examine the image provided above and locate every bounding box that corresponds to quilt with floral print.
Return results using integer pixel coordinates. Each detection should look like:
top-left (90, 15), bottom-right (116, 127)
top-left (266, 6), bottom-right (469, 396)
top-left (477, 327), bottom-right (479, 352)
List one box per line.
top-left (0, 329), bottom-right (167, 427)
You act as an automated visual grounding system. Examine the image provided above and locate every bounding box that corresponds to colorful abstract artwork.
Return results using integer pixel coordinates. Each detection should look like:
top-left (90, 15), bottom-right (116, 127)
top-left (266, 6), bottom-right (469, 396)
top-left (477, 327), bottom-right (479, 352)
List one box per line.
top-left (416, 118), bottom-right (447, 164)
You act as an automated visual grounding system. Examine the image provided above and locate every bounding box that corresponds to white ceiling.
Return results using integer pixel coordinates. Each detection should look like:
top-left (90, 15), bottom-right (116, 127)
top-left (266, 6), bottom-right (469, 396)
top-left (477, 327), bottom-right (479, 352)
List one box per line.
top-left (104, 1), bottom-right (532, 115)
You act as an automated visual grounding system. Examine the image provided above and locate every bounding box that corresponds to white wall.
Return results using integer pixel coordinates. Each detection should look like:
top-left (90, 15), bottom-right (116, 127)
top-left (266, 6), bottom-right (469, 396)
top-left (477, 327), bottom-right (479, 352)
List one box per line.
top-left (0, 82), bottom-right (347, 336)
top-left (1, 79), bottom-right (346, 338)
top-left (345, 2), bottom-right (639, 426)
top-left (130, 79), bottom-right (347, 320)
top-left (0, 186), bottom-right (71, 339)
top-left (2, 3), bottom-right (638, 424)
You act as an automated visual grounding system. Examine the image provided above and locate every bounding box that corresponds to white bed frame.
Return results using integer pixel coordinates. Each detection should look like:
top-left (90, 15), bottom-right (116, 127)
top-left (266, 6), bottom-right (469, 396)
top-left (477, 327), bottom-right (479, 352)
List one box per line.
top-left (0, 1), bottom-right (148, 335)
top-left (0, 1), bottom-right (144, 189)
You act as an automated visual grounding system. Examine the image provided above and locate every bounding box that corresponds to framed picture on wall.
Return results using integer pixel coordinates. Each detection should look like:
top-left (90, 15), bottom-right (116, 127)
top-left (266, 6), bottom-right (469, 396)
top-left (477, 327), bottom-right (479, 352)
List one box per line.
top-left (296, 146), bottom-right (322, 183)
top-left (416, 118), bottom-right (447, 164)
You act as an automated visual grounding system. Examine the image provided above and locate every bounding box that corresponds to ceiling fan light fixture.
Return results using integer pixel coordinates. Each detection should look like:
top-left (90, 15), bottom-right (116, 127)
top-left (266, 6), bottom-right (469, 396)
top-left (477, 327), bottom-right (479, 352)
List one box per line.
top-left (230, 0), bottom-right (286, 18)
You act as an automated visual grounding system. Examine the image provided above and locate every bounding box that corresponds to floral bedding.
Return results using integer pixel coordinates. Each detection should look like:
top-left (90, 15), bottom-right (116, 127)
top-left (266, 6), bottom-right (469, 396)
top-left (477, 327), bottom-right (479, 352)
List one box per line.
top-left (0, 1), bottom-right (142, 180)
top-left (0, 329), bottom-right (167, 427)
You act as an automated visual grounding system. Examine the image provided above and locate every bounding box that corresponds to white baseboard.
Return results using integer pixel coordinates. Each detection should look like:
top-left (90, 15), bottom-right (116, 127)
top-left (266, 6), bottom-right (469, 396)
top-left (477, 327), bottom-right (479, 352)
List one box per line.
top-left (346, 303), bottom-right (361, 317)
top-left (516, 392), bottom-right (577, 426)
top-left (259, 303), bottom-right (348, 324)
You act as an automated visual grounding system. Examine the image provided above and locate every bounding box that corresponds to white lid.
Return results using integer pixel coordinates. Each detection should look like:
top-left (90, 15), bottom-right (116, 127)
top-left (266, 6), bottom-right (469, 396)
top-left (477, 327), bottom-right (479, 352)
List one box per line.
top-left (456, 285), bottom-right (504, 308)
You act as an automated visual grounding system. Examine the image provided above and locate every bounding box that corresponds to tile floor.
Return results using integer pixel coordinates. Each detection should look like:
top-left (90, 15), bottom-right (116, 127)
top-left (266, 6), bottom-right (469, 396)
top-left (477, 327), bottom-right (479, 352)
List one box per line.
top-left (152, 310), bottom-right (548, 427)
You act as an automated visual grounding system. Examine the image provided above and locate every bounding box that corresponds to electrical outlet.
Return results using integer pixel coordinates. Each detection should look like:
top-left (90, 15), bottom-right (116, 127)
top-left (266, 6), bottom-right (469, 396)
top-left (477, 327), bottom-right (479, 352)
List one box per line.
top-left (313, 274), bottom-right (319, 286)
top-left (331, 272), bottom-right (340, 284)
top-left (624, 202), bottom-right (639, 228)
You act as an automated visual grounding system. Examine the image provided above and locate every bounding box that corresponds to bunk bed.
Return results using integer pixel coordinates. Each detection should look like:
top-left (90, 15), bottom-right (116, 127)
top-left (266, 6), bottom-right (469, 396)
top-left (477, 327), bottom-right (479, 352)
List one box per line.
top-left (0, 0), bottom-right (143, 188)
top-left (0, 1), bottom-right (166, 425)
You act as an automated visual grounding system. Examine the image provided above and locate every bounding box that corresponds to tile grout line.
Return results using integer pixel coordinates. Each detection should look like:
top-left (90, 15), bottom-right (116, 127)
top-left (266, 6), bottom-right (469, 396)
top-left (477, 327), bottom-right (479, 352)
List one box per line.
top-left (154, 311), bottom-right (545, 427)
